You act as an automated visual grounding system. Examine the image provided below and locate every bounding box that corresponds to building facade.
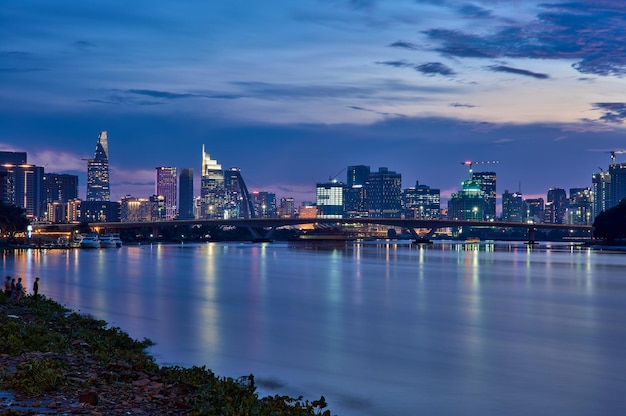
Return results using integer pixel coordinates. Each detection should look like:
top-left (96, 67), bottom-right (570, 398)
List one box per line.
top-left (366, 167), bottom-right (402, 218)
top-left (448, 179), bottom-right (485, 220)
top-left (592, 170), bottom-right (610, 220)
top-left (501, 190), bottom-right (524, 222)
top-left (568, 187), bottom-right (593, 225)
top-left (316, 180), bottom-right (344, 218)
top-left (546, 187), bottom-right (567, 224)
top-left (200, 145), bottom-right (225, 219)
top-left (0, 151), bottom-right (45, 219)
top-left (403, 181), bottom-right (440, 219)
top-left (86, 131), bottom-right (111, 202)
top-left (224, 167), bottom-right (254, 219)
top-left (178, 168), bottom-right (194, 219)
top-left (471, 171), bottom-right (497, 221)
top-left (155, 166), bottom-right (177, 220)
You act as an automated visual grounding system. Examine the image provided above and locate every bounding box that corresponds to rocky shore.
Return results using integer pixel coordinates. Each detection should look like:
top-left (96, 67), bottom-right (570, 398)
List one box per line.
top-left (0, 295), bottom-right (331, 415)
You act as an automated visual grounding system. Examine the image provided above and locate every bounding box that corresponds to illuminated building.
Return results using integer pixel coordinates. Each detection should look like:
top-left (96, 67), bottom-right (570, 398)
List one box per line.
top-left (79, 200), bottom-right (120, 222)
top-left (447, 179), bottom-right (485, 220)
top-left (546, 187), bottom-right (567, 224)
top-left (471, 171), bottom-right (497, 221)
top-left (155, 166), bottom-right (177, 220)
top-left (278, 197), bottom-right (295, 218)
top-left (224, 167), bottom-right (255, 219)
top-left (43, 173), bottom-right (78, 203)
top-left (316, 180), bottom-right (344, 218)
top-left (366, 167), bottom-right (402, 218)
top-left (568, 187), bottom-right (592, 225)
top-left (345, 165), bottom-right (370, 218)
top-left (592, 170), bottom-right (610, 220)
top-left (524, 198), bottom-right (544, 223)
top-left (178, 168), bottom-right (194, 219)
top-left (501, 190), bottom-right (523, 222)
top-left (608, 162), bottom-right (626, 209)
top-left (200, 145), bottom-right (225, 219)
top-left (120, 195), bottom-right (162, 222)
top-left (0, 151), bottom-right (45, 219)
top-left (251, 191), bottom-right (277, 218)
top-left (86, 131), bottom-right (110, 201)
top-left (403, 181), bottom-right (440, 219)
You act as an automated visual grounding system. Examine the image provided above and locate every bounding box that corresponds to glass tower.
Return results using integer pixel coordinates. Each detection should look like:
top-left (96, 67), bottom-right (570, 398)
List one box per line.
top-left (200, 145), bottom-right (225, 219)
top-left (178, 168), bottom-right (194, 219)
top-left (86, 131), bottom-right (110, 201)
top-left (155, 166), bottom-right (177, 220)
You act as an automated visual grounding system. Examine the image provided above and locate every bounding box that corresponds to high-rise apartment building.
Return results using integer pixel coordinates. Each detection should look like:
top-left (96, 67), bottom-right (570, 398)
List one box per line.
top-left (278, 197), bottom-right (295, 218)
top-left (568, 187), bottom-right (593, 225)
top-left (43, 173), bottom-right (78, 204)
top-left (178, 168), bottom-right (194, 219)
top-left (86, 131), bottom-right (111, 201)
top-left (501, 190), bottom-right (524, 222)
top-left (608, 162), bottom-right (626, 209)
top-left (200, 145), bottom-right (225, 219)
top-left (403, 181), bottom-right (440, 219)
top-left (251, 191), bottom-right (276, 218)
top-left (592, 170), bottom-right (610, 220)
top-left (345, 165), bottom-right (370, 218)
top-left (472, 171), bottom-right (497, 221)
top-left (155, 166), bottom-right (177, 220)
top-left (366, 167), bottom-right (402, 218)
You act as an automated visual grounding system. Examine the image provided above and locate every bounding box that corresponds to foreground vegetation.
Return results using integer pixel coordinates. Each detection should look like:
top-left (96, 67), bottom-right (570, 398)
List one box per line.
top-left (0, 294), bottom-right (331, 415)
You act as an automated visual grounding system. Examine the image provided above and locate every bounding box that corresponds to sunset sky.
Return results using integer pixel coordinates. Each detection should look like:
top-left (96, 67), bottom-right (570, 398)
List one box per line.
top-left (2, 0), bottom-right (626, 206)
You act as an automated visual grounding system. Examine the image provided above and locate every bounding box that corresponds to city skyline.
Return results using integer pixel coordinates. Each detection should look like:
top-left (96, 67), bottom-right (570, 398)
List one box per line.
top-left (2, 1), bottom-right (626, 204)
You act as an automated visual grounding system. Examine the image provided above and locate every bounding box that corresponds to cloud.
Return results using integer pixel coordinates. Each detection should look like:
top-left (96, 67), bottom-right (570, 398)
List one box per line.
top-left (421, 2), bottom-right (626, 76)
top-left (375, 60), bottom-right (414, 68)
top-left (73, 40), bottom-right (97, 51)
top-left (347, 105), bottom-right (406, 117)
top-left (389, 41), bottom-right (420, 50)
top-left (0, 67), bottom-right (46, 73)
top-left (487, 65), bottom-right (549, 79)
top-left (449, 103), bottom-right (477, 108)
top-left (127, 89), bottom-right (198, 100)
top-left (592, 102), bottom-right (626, 123)
top-left (457, 4), bottom-right (492, 19)
top-left (415, 62), bottom-right (455, 76)
top-left (29, 150), bottom-right (86, 172)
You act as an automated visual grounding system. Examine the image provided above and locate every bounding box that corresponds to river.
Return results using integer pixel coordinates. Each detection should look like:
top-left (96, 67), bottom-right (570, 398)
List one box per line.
top-left (3, 241), bottom-right (626, 416)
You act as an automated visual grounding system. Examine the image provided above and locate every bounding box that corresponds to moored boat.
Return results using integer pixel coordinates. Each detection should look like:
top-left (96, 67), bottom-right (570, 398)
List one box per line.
top-left (78, 234), bottom-right (101, 249)
top-left (99, 233), bottom-right (123, 248)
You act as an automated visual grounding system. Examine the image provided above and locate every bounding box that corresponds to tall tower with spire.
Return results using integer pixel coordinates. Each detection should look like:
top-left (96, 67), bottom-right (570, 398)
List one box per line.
top-left (86, 131), bottom-right (111, 201)
top-left (200, 145), bottom-right (225, 218)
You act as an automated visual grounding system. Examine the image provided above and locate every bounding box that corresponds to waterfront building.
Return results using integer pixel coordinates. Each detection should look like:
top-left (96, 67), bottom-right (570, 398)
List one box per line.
top-left (43, 173), bottom-right (78, 204)
top-left (608, 162), bottom-right (626, 209)
top-left (568, 187), bottom-right (593, 225)
top-left (155, 167), bottom-right (177, 220)
top-left (178, 168), bottom-right (194, 220)
top-left (501, 190), bottom-right (524, 222)
top-left (472, 171), bottom-right (497, 221)
top-left (316, 179), bottom-right (344, 218)
top-left (120, 196), bottom-right (152, 222)
top-left (403, 181), bottom-right (440, 219)
top-left (79, 200), bottom-right (120, 223)
top-left (524, 198), bottom-right (545, 223)
top-left (86, 131), bottom-right (111, 202)
top-left (200, 145), bottom-right (225, 219)
top-left (447, 178), bottom-right (485, 220)
top-left (546, 187), bottom-right (567, 224)
top-left (592, 170), bottom-right (610, 220)
top-left (278, 197), bottom-right (295, 218)
top-left (0, 152), bottom-right (45, 219)
top-left (250, 191), bottom-right (277, 218)
top-left (224, 167), bottom-right (254, 219)
top-left (150, 195), bottom-right (166, 220)
top-left (366, 167), bottom-right (402, 218)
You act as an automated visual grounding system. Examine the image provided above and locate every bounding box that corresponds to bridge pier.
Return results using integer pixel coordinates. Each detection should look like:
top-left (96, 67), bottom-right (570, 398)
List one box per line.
top-left (247, 226), bottom-right (275, 243)
top-left (525, 226), bottom-right (538, 245)
top-left (408, 227), bottom-right (435, 244)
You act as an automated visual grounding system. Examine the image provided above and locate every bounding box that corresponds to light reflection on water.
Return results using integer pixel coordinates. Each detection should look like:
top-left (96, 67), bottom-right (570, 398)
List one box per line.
top-left (3, 241), bottom-right (626, 416)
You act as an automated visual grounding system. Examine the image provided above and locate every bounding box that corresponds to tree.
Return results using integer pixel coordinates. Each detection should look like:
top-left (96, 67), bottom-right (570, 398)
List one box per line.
top-left (592, 198), bottom-right (626, 243)
top-left (0, 203), bottom-right (30, 237)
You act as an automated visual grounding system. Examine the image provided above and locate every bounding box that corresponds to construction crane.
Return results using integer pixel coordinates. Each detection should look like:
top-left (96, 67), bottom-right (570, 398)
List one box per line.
top-left (461, 160), bottom-right (499, 178)
top-left (606, 150), bottom-right (626, 165)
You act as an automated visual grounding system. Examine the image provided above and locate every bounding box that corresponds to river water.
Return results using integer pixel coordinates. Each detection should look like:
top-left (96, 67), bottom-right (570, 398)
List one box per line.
top-left (3, 241), bottom-right (626, 416)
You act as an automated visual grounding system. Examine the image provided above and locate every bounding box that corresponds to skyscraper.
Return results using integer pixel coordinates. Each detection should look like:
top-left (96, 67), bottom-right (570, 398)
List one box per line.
top-left (155, 166), bottom-right (177, 220)
top-left (403, 181), bottom-right (440, 219)
top-left (471, 171), bottom-right (497, 221)
top-left (316, 179), bottom-right (344, 218)
top-left (224, 167), bottom-right (254, 219)
top-left (43, 173), bottom-right (78, 203)
top-left (200, 145), bottom-right (225, 219)
top-left (0, 151), bottom-right (45, 219)
top-left (501, 190), bottom-right (523, 222)
top-left (592, 170), bottom-right (610, 220)
top-left (448, 178), bottom-right (485, 220)
top-left (345, 165), bottom-right (370, 219)
top-left (547, 187), bottom-right (567, 224)
top-left (608, 162), bottom-right (626, 209)
top-left (366, 167), bottom-right (402, 218)
top-left (86, 131), bottom-right (110, 201)
top-left (178, 168), bottom-right (194, 219)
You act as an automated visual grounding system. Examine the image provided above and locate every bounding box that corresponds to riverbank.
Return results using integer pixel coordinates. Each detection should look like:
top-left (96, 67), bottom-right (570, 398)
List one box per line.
top-left (0, 295), bottom-right (331, 415)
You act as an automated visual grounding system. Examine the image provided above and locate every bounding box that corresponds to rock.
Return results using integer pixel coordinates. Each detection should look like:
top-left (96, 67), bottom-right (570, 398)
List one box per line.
top-left (78, 390), bottom-right (99, 405)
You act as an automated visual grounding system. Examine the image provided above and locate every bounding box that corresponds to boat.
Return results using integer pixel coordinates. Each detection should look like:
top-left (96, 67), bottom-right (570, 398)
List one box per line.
top-left (99, 233), bottom-right (123, 248)
top-left (78, 234), bottom-right (101, 249)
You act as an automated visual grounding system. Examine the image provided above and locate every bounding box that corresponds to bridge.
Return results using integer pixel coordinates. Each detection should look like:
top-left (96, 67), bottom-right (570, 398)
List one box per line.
top-left (33, 218), bottom-right (593, 244)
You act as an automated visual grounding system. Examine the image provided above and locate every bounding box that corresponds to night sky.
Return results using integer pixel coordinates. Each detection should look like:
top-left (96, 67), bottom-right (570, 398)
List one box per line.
top-left (2, 1), bottom-right (626, 206)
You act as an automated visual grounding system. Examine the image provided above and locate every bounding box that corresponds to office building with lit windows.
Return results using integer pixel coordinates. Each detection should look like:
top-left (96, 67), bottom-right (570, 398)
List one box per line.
top-left (366, 167), bottom-right (402, 218)
top-left (472, 171), bottom-right (497, 221)
top-left (200, 145), bottom-right (225, 219)
top-left (608, 162), bottom-right (626, 209)
top-left (592, 170), bottom-right (610, 219)
top-left (155, 166), bottom-right (177, 220)
top-left (224, 167), bottom-right (254, 219)
top-left (524, 198), bottom-right (544, 223)
top-left (568, 187), bottom-right (593, 225)
top-left (448, 179), bottom-right (485, 220)
top-left (251, 191), bottom-right (277, 218)
top-left (0, 151), bottom-right (45, 219)
top-left (501, 190), bottom-right (524, 222)
top-left (403, 181), bottom-right (440, 219)
top-left (316, 180), bottom-right (345, 218)
top-left (86, 131), bottom-right (111, 202)
top-left (546, 187), bottom-right (567, 224)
